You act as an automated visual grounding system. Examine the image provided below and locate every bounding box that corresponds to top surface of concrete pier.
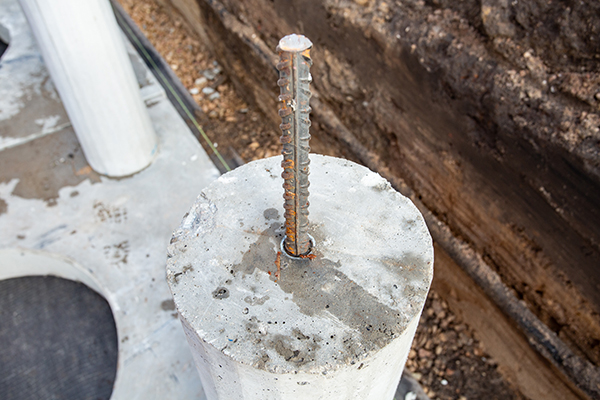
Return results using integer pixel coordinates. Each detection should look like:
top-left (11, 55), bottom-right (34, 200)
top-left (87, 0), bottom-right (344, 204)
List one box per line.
top-left (167, 155), bottom-right (434, 375)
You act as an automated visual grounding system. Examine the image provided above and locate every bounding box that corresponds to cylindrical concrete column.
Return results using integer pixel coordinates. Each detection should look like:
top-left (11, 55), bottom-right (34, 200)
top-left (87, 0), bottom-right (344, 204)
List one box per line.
top-left (167, 155), bottom-right (433, 399)
top-left (18, 0), bottom-right (157, 177)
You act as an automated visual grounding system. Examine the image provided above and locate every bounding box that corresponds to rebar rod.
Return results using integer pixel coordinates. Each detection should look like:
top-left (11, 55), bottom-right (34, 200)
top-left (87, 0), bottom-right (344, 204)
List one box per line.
top-left (277, 34), bottom-right (313, 257)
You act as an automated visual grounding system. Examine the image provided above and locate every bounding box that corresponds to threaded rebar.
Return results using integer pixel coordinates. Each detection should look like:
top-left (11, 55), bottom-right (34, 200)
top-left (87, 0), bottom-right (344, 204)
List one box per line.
top-left (277, 34), bottom-right (313, 257)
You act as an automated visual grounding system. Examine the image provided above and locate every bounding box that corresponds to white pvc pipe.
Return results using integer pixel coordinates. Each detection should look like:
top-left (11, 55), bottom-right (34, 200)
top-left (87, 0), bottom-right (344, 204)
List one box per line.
top-left (18, 0), bottom-right (157, 177)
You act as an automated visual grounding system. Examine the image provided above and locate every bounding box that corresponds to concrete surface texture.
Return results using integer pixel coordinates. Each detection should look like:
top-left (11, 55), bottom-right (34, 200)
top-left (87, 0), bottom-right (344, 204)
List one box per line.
top-left (167, 155), bottom-right (434, 399)
top-left (17, 0), bottom-right (157, 177)
top-left (0, 0), bottom-right (219, 397)
top-left (0, 0), bottom-right (70, 151)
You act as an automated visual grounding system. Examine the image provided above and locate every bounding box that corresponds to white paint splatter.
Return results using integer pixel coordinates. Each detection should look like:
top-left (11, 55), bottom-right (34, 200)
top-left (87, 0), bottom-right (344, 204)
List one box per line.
top-left (35, 114), bottom-right (61, 133)
top-left (0, 2), bottom-right (54, 121)
top-left (404, 392), bottom-right (417, 400)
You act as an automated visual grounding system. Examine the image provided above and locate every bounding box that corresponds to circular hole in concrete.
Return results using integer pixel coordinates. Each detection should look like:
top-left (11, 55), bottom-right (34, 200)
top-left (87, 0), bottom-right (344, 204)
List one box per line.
top-left (0, 276), bottom-right (118, 400)
top-left (0, 23), bottom-right (9, 60)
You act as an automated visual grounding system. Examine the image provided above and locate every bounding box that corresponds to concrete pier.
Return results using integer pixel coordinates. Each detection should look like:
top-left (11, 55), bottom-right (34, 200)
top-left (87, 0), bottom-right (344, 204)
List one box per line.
top-left (167, 155), bottom-right (433, 399)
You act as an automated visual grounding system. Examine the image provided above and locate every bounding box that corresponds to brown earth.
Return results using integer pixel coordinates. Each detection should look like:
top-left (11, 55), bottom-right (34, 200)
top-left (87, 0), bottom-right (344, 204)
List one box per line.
top-left (116, 0), bottom-right (524, 398)
top-left (115, 0), bottom-right (342, 164)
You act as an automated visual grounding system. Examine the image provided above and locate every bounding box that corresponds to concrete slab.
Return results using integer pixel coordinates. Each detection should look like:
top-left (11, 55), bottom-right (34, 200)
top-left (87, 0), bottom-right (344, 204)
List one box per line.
top-left (0, 0), bottom-right (219, 398)
top-left (0, 126), bottom-right (101, 205)
top-left (0, 0), bottom-right (70, 148)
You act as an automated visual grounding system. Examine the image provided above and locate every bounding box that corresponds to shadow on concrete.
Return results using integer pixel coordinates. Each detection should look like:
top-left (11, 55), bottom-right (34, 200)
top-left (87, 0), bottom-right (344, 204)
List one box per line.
top-left (0, 20), bottom-right (7, 59)
top-left (0, 40), bottom-right (7, 59)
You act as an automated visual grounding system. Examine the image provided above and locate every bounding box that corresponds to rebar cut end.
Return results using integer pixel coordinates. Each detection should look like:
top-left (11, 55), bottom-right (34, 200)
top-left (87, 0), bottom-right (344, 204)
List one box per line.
top-left (278, 34), bottom-right (313, 52)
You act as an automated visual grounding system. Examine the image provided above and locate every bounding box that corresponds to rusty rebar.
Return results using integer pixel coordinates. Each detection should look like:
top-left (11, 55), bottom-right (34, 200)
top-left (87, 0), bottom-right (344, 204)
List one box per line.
top-left (277, 34), bottom-right (313, 257)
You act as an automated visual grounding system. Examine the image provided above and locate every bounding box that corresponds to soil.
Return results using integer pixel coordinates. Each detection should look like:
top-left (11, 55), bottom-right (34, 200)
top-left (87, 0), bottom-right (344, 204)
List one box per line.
top-left (408, 292), bottom-right (521, 399)
top-left (116, 0), bottom-right (522, 398)
top-left (116, 0), bottom-right (343, 165)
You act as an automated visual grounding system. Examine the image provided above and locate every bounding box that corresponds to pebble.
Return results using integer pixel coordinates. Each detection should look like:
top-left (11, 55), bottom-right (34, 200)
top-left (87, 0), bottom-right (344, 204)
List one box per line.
top-left (595, 92), bottom-right (600, 101)
top-left (203, 69), bottom-right (218, 80)
top-left (189, 87), bottom-right (200, 95)
top-left (202, 66), bottom-right (222, 81)
top-left (202, 87), bottom-right (215, 95)
top-left (418, 348), bottom-right (432, 358)
top-left (238, 108), bottom-right (249, 114)
top-left (249, 141), bottom-right (260, 151)
top-left (195, 77), bottom-right (208, 86)
top-left (432, 299), bottom-right (444, 315)
top-left (208, 92), bottom-right (221, 101)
